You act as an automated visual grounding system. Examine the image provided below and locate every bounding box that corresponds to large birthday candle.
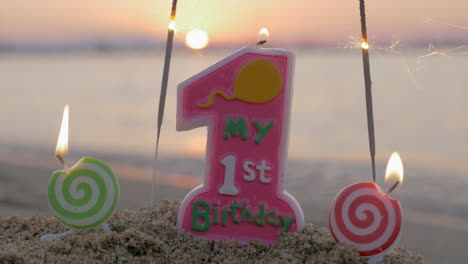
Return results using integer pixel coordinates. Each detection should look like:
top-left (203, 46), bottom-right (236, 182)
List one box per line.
top-left (176, 46), bottom-right (304, 243)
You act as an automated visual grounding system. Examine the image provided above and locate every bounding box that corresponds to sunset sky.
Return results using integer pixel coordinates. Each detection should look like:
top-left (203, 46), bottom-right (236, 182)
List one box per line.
top-left (1, 0), bottom-right (467, 46)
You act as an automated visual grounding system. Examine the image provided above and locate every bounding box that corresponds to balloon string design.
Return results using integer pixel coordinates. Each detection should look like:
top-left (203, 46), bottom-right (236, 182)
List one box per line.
top-left (196, 58), bottom-right (283, 109)
top-left (198, 90), bottom-right (236, 108)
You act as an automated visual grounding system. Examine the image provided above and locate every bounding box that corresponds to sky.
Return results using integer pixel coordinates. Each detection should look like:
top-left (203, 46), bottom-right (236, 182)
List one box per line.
top-left (1, 0), bottom-right (467, 46)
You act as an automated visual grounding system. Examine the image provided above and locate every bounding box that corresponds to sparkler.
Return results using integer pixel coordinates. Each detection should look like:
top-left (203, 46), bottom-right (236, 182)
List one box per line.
top-left (359, 0), bottom-right (377, 182)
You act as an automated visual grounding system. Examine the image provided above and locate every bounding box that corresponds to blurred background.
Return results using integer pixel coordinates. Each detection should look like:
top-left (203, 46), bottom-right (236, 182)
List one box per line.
top-left (0, 0), bottom-right (467, 263)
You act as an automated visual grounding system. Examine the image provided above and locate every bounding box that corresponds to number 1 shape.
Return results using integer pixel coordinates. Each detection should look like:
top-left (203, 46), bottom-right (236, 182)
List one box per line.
top-left (218, 155), bottom-right (239, 195)
top-left (176, 46), bottom-right (304, 244)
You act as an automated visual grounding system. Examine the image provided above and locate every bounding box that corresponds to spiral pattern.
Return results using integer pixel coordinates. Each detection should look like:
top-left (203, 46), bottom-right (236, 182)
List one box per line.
top-left (329, 182), bottom-right (402, 256)
top-left (48, 157), bottom-right (119, 229)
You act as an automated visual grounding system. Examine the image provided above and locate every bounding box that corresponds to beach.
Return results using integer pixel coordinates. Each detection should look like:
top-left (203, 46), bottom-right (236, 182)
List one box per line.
top-left (1, 0), bottom-right (467, 260)
top-left (0, 149), bottom-right (467, 263)
top-left (0, 51), bottom-right (467, 263)
top-left (1, 200), bottom-right (423, 264)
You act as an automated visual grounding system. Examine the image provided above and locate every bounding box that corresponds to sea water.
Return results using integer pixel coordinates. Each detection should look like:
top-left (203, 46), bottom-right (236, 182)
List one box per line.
top-left (0, 49), bottom-right (466, 174)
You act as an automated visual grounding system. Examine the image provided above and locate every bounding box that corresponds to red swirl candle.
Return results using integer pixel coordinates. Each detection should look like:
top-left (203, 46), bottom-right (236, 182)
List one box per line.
top-left (329, 182), bottom-right (402, 256)
top-left (329, 153), bottom-right (404, 261)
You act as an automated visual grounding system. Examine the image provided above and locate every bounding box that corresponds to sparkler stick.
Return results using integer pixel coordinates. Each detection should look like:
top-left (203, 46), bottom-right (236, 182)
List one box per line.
top-left (152, 0), bottom-right (178, 204)
top-left (359, 0), bottom-right (376, 182)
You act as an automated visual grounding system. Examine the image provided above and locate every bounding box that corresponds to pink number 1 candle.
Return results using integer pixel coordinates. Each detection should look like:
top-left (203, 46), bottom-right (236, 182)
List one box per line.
top-left (176, 46), bottom-right (304, 243)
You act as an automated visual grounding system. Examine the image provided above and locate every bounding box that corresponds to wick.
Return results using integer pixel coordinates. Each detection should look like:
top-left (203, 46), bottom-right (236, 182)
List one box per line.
top-left (386, 181), bottom-right (400, 195)
top-left (56, 154), bottom-right (69, 173)
top-left (256, 40), bottom-right (267, 46)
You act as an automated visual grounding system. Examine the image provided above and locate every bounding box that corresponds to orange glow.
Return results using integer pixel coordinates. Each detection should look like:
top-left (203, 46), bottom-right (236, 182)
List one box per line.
top-left (55, 104), bottom-right (69, 157)
top-left (2, 1), bottom-right (468, 46)
top-left (385, 152), bottom-right (404, 183)
top-left (170, 174), bottom-right (200, 189)
top-left (185, 135), bottom-right (206, 156)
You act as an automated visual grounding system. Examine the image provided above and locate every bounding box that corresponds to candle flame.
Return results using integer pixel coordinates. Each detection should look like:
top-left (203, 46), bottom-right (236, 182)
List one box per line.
top-left (385, 152), bottom-right (404, 184)
top-left (259, 27), bottom-right (270, 40)
top-left (55, 104), bottom-right (69, 157)
top-left (361, 41), bottom-right (369, 50)
top-left (168, 19), bottom-right (176, 31)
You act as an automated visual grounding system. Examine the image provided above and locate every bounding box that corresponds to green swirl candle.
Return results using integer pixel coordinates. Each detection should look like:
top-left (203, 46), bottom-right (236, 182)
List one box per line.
top-left (42, 105), bottom-right (120, 240)
top-left (48, 157), bottom-right (120, 229)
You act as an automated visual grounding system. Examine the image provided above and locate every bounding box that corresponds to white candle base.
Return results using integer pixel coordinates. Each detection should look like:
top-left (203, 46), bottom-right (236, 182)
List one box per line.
top-left (40, 222), bottom-right (112, 241)
top-left (40, 230), bottom-right (75, 242)
top-left (368, 254), bottom-right (384, 264)
top-left (101, 222), bottom-right (112, 234)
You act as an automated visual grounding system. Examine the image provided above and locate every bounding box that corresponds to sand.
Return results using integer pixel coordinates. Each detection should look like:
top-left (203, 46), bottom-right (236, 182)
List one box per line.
top-left (0, 200), bottom-right (422, 264)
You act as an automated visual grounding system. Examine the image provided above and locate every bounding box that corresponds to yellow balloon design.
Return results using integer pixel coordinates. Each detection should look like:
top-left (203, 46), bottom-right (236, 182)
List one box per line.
top-left (198, 58), bottom-right (283, 108)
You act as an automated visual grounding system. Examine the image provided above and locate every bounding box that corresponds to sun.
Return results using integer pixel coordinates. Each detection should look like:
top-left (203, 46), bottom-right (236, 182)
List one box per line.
top-left (185, 29), bottom-right (209, 50)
